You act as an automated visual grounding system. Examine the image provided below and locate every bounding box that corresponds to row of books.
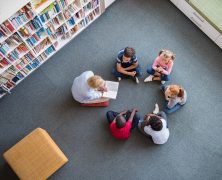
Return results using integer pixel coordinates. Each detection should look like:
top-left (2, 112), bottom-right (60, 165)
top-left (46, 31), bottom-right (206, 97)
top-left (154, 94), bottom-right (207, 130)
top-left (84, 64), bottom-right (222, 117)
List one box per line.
top-left (51, 14), bottom-right (65, 28)
top-left (0, 46), bottom-right (55, 87)
top-left (67, 11), bottom-right (83, 28)
top-left (39, 2), bottom-right (61, 23)
top-left (45, 22), bottom-right (56, 36)
top-left (6, 44), bottom-right (28, 62)
top-left (0, 65), bottom-right (24, 85)
top-left (58, 0), bottom-right (70, 9)
top-left (0, 84), bottom-right (10, 96)
top-left (0, 21), bottom-right (15, 40)
top-left (0, 76), bottom-right (15, 91)
top-left (15, 52), bottom-right (35, 70)
top-left (9, 4), bottom-right (34, 29)
top-left (56, 25), bottom-right (69, 38)
top-left (81, 0), bottom-right (89, 6)
top-left (19, 16), bottom-right (43, 38)
top-left (0, 58), bottom-right (10, 69)
top-left (20, 46), bottom-right (55, 75)
top-left (26, 28), bottom-right (46, 47)
top-left (63, 2), bottom-right (81, 20)
top-left (85, 8), bottom-right (99, 24)
top-left (0, 33), bottom-right (23, 55)
top-left (32, 38), bottom-right (51, 54)
top-left (70, 22), bottom-right (84, 35)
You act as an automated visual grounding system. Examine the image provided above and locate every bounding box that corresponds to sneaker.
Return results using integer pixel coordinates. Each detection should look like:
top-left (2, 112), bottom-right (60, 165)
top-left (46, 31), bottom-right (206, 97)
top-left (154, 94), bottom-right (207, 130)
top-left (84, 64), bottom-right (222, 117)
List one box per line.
top-left (161, 81), bottom-right (166, 84)
top-left (134, 76), bottom-right (139, 84)
top-left (153, 103), bottom-right (159, 114)
top-left (144, 75), bottom-right (154, 82)
top-left (117, 77), bottom-right (121, 81)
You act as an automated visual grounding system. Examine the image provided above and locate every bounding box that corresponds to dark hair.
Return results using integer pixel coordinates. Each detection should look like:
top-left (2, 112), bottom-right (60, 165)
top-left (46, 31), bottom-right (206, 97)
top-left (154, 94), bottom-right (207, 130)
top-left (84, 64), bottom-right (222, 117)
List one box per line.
top-left (124, 47), bottom-right (135, 58)
top-left (116, 115), bottom-right (126, 129)
top-left (149, 116), bottom-right (163, 131)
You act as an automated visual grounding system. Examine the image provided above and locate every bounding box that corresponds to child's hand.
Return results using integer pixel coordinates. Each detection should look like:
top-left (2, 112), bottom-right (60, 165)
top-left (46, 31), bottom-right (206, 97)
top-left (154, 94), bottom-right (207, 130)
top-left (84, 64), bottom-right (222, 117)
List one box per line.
top-left (156, 67), bottom-right (162, 72)
top-left (129, 71), bottom-right (136, 76)
top-left (159, 67), bottom-right (164, 72)
top-left (132, 108), bottom-right (138, 112)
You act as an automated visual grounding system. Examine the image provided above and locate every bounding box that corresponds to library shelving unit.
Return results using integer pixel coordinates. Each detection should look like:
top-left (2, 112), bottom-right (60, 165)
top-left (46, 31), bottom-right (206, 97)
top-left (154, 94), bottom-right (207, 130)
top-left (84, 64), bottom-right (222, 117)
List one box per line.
top-left (0, 0), bottom-right (102, 98)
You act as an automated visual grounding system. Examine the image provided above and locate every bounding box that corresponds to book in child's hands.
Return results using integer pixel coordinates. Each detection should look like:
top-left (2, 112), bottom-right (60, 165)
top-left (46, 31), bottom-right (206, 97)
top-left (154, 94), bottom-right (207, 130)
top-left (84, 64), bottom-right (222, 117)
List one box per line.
top-left (102, 81), bottom-right (119, 99)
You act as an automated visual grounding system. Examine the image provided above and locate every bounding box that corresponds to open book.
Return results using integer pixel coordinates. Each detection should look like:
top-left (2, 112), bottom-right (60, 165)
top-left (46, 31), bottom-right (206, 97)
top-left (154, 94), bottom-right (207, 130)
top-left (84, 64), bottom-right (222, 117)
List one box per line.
top-left (102, 81), bottom-right (119, 99)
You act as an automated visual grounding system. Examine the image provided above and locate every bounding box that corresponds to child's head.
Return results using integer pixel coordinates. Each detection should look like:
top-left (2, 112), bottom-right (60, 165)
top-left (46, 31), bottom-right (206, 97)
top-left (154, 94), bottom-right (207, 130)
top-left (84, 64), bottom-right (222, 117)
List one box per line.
top-left (149, 116), bottom-right (163, 131)
top-left (165, 85), bottom-right (184, 100)
top-left (159, 49), bottom-right (176, 64)
top-left (87, 75), bottom-right (105, 90)
top-left (122, 47), bottom-right (136, 63)
top-left (116, 114), bottom-right (126, 129)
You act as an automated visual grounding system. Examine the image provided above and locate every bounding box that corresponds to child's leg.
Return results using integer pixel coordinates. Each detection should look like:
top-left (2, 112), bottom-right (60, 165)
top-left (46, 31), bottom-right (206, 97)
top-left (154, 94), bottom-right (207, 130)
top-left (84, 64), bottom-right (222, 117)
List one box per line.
top-left (112, 67), bottom-right (122, 78)
top-left (157, 111), bottom-right (167, 120)
top-left (161, 74), bottom-right (170, 81)
top-left (106, 111), bottom-right (119, 124)
top-left (164, 104), bottom-right (183, 114)
top-left (130, 112), bottom-right (140, 132)
top-left (146, 66), bottom-right (155, 75)
top-left (144, 66), bottom-right (156, 82)
top-left (160, 84), bottom-right (167, 92)
top-left (138, 120), bottom-right (150, 137)
top-left (124, 111), bottom-right (140, 131)
top-left (135, 65), bottom-right (142, 77)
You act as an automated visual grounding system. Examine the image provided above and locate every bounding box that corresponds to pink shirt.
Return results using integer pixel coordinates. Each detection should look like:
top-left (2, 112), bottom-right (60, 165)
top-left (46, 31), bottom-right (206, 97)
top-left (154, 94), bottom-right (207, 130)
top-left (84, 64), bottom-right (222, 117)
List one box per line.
top-left (110, 121), bottom-right (132, 140)
top-left (152, 56), bottom-right (174, 75)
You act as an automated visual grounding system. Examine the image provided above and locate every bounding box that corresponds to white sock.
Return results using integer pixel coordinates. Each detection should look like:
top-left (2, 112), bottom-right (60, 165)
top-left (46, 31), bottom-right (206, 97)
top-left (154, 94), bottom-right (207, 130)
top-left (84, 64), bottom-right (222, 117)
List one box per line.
top-left (144, 75), bottom-right (154, 82)
top-left (153, 103), bottom-right (159, 114)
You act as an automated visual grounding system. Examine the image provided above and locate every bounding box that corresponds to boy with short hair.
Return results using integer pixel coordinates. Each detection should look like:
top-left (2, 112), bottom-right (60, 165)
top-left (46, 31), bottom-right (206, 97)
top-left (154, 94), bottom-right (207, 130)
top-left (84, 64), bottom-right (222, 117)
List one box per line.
top-left (106, 108), bottom-right (140, 140)
top-left (112, 47), bottom-right (142, 84)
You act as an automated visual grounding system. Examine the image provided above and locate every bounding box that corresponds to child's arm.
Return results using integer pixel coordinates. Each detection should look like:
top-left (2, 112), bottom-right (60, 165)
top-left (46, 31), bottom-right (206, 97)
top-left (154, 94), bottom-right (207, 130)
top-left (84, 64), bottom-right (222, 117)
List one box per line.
top-left (128, 108), bottom-right (138, 122)
top-left (167, 98), bottom-right (179, 109)
top-left (116, 63), bottom-right (136, 76)
top-left (161, 61), bottom-right (174, 75)
top-left (152, 57), bottom-right (160, 70)
top-left (123, 61), bottom-right (139, 70)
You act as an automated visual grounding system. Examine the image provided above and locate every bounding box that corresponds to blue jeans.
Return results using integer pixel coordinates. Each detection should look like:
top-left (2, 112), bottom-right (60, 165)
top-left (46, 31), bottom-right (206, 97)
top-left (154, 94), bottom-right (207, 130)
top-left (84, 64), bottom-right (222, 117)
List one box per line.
top-left (112, 64), bottom-right (142, 78)
top-left (147, 66), bottom-right (170, 81)
top-left (161, 85), bottom-right (184, 114)
top-left (106, 110), bottom-right (140, 132)
top-left (164, 102), bottom-right (184, 114)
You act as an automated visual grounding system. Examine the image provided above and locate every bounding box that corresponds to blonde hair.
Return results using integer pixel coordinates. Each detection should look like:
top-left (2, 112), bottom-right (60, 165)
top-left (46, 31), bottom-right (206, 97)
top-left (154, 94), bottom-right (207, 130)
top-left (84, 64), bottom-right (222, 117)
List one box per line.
top-left (168, 85), bottom-right (184, 97)
top-left (87, 75), bottom-right (104, 89)
top-left (159, 49), bottom-right (176, 60)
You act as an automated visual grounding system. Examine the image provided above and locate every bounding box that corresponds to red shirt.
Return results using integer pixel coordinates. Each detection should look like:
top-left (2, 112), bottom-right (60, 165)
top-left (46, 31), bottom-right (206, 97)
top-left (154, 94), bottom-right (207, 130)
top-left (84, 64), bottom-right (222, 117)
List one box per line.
top-left (110, 121), bottom-right (132, 140)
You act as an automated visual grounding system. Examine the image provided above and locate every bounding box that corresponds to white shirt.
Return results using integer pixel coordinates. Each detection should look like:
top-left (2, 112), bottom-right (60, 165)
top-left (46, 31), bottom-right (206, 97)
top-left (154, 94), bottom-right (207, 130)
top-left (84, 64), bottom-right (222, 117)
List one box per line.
top-left (71, 71), bottom-right (102, 103)
top-left (144, 119), bottom-right (169, 145)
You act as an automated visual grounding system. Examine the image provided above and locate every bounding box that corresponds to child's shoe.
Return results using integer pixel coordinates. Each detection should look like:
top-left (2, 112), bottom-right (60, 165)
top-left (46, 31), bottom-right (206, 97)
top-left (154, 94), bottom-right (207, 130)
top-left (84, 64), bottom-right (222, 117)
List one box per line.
top-left (144, 75), bottom-right (154, 82)
top-left (134, 76), bottom-right (139, 84)
top-left (153, 103), bottom-right (159, 114)
top-left (161, 81), bottom-right (166, 84)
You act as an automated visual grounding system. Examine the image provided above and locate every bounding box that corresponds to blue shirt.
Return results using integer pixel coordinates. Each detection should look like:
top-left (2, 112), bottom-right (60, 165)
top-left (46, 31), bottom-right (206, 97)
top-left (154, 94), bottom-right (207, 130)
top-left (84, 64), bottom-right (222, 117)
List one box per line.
top-left (116, 49), bottom-right (138, 68)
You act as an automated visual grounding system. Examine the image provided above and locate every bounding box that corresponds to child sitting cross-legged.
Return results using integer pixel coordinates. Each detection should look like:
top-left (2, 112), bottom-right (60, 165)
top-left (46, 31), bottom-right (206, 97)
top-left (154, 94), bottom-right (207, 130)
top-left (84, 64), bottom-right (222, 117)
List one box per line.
top-left (138, 104), bottom-right (169, 145)
top-left (144, 49), bottom-right (175, 84)
top-left (106, 108), bottom-right (140, 140)
top-left (162, 84), bottom-right (187, 114)
top-left (112, 47), bottom-right (142, 84)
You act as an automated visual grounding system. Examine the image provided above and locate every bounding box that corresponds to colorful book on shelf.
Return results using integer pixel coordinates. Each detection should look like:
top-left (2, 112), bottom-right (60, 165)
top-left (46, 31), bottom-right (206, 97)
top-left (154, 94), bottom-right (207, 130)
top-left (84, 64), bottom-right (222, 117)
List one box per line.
top-left (0, 58), bottom-right (10, 68)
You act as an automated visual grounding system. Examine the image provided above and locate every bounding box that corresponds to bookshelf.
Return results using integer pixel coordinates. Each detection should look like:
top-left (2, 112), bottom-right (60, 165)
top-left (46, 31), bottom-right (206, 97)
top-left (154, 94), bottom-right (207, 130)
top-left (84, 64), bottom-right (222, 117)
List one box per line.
top-left (0, 0), bottom-right (102, 98)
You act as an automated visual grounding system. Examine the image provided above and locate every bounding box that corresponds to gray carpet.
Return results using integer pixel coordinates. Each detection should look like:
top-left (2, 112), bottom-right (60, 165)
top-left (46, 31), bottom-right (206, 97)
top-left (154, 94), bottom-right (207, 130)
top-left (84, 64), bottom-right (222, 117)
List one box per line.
top-left (0, 0), bottom-right (222, 179)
